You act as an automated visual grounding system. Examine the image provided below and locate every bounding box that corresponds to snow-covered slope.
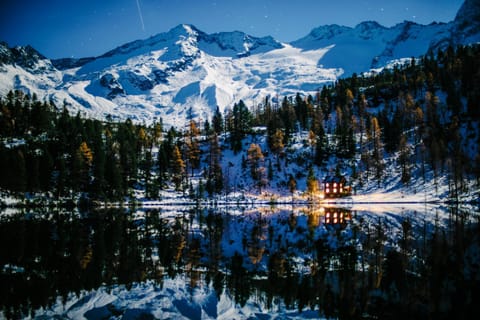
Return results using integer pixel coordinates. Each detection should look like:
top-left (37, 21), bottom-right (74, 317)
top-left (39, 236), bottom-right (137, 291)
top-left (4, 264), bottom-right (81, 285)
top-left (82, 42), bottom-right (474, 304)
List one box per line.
top-left (291, 20), bottom-right (452, 75)
top-left (0, 25), bottom-right (340, 126)
top-left (0, 1), bottom-right (478, 127)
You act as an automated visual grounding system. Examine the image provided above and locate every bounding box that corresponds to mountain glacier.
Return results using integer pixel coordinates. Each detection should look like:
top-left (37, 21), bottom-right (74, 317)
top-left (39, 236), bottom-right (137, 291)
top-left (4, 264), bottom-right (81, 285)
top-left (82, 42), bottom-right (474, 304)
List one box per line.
top-left (0, 0), bottom-right (478, 127)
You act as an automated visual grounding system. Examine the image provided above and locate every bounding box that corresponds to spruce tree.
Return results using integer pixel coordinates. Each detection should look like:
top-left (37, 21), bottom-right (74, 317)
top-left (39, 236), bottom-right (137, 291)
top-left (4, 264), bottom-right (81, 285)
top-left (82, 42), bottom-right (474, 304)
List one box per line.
top-left (288, 175), bottom-right (297, 201)
top-left (306, 167), bottom-right (318, 197)
top-left (247, 143), bottom-right (266, 191)
top-left (398, 134), bottom-right (411, 184)
top-left (185, 120), bottom-right (200, 176)
top-left (212, 106), bottom-right (224, 135)
top-left (171, 145), bottom-right (185, 191)
top-left (370, 117), bottom-right (384, 185)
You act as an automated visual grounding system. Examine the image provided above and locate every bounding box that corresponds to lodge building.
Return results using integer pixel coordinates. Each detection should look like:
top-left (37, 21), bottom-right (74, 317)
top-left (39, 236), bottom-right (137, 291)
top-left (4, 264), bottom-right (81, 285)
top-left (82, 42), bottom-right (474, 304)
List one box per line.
top-left (323, 176), bottom-right (351, 198)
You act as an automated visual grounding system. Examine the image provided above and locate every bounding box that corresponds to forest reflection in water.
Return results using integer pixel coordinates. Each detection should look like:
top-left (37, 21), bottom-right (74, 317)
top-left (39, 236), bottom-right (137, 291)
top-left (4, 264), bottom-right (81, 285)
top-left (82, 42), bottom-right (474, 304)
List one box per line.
top-left (0, 204), bottom-right (479, 319)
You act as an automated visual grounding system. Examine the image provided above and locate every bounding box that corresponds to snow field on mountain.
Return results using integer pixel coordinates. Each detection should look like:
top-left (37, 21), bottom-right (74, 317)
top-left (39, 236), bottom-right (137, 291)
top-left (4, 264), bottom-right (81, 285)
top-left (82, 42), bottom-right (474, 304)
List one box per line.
top-left (2, 0), bottom-right (480, 129)
top-left (3, 20), bottom-right (457, 128)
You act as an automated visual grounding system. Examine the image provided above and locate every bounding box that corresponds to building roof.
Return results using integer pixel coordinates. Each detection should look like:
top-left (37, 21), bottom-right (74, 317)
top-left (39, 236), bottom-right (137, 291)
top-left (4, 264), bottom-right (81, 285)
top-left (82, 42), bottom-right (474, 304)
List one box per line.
top-left (323, 176), bottom-right (346, 183)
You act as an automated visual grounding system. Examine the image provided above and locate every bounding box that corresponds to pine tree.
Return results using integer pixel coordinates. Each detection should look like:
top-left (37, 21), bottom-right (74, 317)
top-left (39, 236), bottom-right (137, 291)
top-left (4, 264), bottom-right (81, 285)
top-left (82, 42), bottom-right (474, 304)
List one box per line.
top-left (308, 130), bottom-right (316, 158)
top-left (270, 129), bottom-right (284, 161)
top-left (117, 119), bottom-right (138, 193)
top-left (72, 141), bottom-right (94, 192)
top-left (137, 127), bottom-right (149, 151)
top-left (144, 150), bottom-right (157, 199)
top-left (90, 122), bottom-right (106, 199)
top-left (55, 156), bottom-right (68, 197)
top-left (229, 101), bottom-right (252, 153)
top-left (212, 106), bottom-right (224, 135)
top-left (413, 105), bottom-right (424, 144)
top-left (185, 120), bottom-right (200, 176)
top-left (105, 148), bottom-right (123, 200)
top-left (157, 143), bottom-right (169, 189)
top-left (27, 152), bottom-right (40, 191)
top-left (280, 96), bottom-right (296, 142)
top-left (39, 148), bottom-right (53, 191)
top-left (306, 167), bottom-right (319, 197)
top-left (314, 126), bottom-right (329, 166)
top-left (267, 160), bottom-right (273, 181)
top-left (294, 93), bottom-right (308, 129)
top-left (398, 134), bottom-right (411, 184)
top-left (171, 145), bottom-right (185, 191)
top-left (10, 149), bottom-right (27, 193)
top-left (247, 143), bottom-right (266, 191)
top-left (345, 88), bottom-right (354, 106)
top-left (206, 133), bottom-right (223, 195)
top-left (203, 119), bottom-right (211, 136)
top-left (288, 175), bottom-right (297, 201)
top-left (370, 117), bottom-right (384, 185)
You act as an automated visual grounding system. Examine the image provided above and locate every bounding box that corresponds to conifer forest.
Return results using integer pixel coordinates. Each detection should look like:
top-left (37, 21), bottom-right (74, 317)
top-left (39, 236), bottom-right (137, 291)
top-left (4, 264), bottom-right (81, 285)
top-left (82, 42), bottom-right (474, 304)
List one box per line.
top-left (1, 45), bottom-right (479, 203)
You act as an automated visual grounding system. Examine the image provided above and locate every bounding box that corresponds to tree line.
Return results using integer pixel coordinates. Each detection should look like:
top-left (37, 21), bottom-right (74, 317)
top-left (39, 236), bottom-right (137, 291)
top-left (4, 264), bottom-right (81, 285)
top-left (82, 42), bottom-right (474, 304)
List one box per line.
top-left (0, 91), bottom-right (225, 201)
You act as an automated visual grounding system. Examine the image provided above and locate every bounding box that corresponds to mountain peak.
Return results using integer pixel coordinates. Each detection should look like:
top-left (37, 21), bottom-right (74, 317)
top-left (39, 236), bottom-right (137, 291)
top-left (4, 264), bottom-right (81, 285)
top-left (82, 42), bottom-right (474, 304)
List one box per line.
top-left (291, 24), bottom-right (350, 46)
top-left (455, 0), bottom-right (480, 22)
top-left (168, 24), bottom-right (201, 37)
top-left (198, 30), bottom-right (282, 57)
top-left (454, 0), bottom-right (480, 42)
top-left (355, 21), bottom-right (385, 30)
top-left (0, 42), bottom-right (49, 69)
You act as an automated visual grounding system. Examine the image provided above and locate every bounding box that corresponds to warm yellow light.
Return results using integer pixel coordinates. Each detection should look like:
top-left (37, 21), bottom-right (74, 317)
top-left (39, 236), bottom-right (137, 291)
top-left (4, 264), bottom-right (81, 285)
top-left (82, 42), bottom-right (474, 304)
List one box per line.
top-left (326, 188), bottom-right (330, 193)
top-left (334, 183), bottom-right (337, 187)
top-left (333, 188), bottom-right (337, 193)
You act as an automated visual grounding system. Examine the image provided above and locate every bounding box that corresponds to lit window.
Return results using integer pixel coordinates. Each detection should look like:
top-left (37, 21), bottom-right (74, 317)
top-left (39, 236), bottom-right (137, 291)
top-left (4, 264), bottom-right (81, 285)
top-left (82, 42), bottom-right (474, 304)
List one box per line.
top-left (334, 183), bottom-right (337, 187)
top-left (340, 188), bottom-right (343, 193)
top-left (326, 188), bottom-right (330, 193)
top-left (334, 218), bottom-right (338, 223)
top-left (326, 183), bottom-right (329, 187)
top-left (333, 212), bottom-right (337, 218)
top-left (333, 188), bottom-right (337, 193)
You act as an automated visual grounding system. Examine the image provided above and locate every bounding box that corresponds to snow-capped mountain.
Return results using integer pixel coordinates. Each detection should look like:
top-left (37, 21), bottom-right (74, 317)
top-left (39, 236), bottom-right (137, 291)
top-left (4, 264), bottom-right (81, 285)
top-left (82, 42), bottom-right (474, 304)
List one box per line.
top-left (291, 20), bottom-right (453, 75)
top-left (0, 24), bottom-right (340, 126)
top-left (0, 0), bottom-right (478, 127)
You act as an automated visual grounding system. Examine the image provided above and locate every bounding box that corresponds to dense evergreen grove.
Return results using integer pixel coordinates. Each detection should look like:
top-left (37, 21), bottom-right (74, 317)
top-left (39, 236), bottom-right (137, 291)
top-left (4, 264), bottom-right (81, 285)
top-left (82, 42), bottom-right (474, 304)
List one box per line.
top-left (0, 44), bottom-right (479, 202)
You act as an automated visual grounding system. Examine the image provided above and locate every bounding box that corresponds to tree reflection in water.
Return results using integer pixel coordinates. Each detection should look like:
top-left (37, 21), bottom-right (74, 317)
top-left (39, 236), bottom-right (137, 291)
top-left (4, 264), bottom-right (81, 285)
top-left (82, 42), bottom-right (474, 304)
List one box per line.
top-left (0, 205), bottom-right (478, 319)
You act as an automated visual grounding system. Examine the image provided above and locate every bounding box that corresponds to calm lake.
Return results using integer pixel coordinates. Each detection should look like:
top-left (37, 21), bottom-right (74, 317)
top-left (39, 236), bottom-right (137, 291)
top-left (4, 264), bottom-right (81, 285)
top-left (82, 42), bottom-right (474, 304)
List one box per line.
top-left (1, 204), bottom-right (478, 319)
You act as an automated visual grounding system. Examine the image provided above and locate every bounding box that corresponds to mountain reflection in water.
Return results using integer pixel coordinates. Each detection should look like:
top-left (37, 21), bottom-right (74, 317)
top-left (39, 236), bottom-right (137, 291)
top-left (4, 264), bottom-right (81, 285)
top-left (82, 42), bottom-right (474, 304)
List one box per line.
top-left (0, 204), bottom-right (478, 319)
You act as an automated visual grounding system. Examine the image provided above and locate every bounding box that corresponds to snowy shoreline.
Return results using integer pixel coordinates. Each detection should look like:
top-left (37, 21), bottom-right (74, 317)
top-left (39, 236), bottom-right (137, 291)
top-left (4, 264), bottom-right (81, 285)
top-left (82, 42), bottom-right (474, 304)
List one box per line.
top-left (1, 193), bottom-right (476, 211)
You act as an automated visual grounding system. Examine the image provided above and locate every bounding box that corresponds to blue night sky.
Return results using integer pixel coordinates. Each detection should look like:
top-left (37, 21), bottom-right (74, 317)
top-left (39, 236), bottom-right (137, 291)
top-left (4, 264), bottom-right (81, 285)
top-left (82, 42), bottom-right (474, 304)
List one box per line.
top-left (0, 0), bottom-right (463, 59)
